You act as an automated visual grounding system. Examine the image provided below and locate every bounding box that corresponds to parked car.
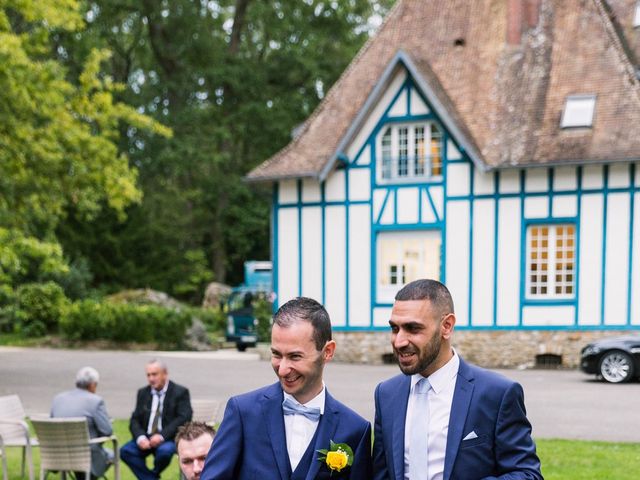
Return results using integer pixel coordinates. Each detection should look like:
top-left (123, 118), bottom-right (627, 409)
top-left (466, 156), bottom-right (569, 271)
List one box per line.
top-left (580, 335), bottom-right (640, 383)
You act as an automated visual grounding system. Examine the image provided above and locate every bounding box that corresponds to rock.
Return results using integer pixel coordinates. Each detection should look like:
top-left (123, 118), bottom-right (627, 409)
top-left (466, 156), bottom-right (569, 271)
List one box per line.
top-left (107, 288), bottom-right (182, 309)
top-left (202, 282), bottom-right (232, 309)
top-left (184, 318), bottom-right (211, 351)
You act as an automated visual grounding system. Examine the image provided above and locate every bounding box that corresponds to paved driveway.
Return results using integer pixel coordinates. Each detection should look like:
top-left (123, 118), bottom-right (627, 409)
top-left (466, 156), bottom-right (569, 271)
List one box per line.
top-left (1, 347), bottom-right (638, 442)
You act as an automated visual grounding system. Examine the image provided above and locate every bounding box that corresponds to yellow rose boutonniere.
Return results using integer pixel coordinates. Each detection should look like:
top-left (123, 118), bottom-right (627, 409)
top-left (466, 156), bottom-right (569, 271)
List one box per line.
top-left (317, 440), bottom-right (354, 475)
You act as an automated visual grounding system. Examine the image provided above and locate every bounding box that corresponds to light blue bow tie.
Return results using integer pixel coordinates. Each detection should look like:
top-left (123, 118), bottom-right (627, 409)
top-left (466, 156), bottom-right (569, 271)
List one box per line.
top-left (282, 397), bottom-right (321, 421)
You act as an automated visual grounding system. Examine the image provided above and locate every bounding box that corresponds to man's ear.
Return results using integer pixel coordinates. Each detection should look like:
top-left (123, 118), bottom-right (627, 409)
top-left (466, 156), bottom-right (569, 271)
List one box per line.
top-left (441, 313), bottom-right (456, 340)
top-left (323, 340), bottom-right (336, 362)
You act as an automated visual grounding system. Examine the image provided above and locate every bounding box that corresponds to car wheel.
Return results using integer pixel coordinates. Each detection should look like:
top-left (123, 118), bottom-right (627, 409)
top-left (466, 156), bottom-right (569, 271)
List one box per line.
top-left (598, 350), bottom-right (634, 383)
top-left (237, 344), bottom-right (247, 352)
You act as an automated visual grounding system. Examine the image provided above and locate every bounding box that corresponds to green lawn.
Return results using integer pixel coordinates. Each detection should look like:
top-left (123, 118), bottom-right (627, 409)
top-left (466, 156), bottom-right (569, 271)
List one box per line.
top-left (3, 422), bottom-right (639, 479)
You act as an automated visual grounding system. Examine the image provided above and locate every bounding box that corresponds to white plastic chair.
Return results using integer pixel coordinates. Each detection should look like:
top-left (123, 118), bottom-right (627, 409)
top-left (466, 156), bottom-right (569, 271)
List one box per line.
top-left (30, 417), bottom-right (120, 480)
top-left (0, 394), bottom-right (38, 480)
top-left (190, 399), bottom-right (223, 426)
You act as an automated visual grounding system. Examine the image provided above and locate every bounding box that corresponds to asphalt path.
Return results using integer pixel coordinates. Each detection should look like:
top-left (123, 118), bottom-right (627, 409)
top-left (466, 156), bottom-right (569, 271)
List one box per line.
top-left (1, 347), bottom-right (638, 442)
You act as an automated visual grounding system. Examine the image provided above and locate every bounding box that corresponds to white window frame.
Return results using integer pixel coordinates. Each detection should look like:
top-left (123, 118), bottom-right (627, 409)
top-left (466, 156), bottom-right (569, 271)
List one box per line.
top-left (560, 95), bottom-right (596, 128)
top-left (376, 230), bottom-right (441, 303)
top-left (377, 122), bottom-right (443, 184)
top-left (525, 224), bottom-right (576, 300)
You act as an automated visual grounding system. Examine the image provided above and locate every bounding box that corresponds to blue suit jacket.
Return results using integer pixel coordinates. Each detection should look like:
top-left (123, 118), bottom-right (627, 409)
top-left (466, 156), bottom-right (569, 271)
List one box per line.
top-left (201, 382), bottom-right (372, 480)
top-left (372, 358), bottom-right (542, 480)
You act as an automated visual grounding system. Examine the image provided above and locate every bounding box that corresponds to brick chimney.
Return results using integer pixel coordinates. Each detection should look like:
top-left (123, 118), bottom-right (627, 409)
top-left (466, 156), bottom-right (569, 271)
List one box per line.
top-left (508, 0), bottom-right (541, 45)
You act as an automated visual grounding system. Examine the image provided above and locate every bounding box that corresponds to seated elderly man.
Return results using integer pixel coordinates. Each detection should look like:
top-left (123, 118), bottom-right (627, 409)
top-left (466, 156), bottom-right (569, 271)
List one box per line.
top-left (51, 366), bottom-right (114, 480)
top-left (176, 422), bottom-right (216, 480)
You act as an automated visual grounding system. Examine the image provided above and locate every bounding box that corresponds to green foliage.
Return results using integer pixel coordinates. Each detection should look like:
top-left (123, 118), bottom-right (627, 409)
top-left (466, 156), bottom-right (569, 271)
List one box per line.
top-left (172, 249), bottom-right (215, 303)
top-left (60, 300), bottom-right (191, 348)
top-left (0, 228), bottom-right (69, 285)
top-left (253, 296), bottom-right (273, 342)
top-left (15, 281), bottom-right (70, 336)
top-left (57, 256), bottom-right (94, 300)
top-left (0, 0), bottom-right (170, 305)
top-left (194, 307), bottom-right (227, 334)
top-left (53, 0), bottom-right (394, 294)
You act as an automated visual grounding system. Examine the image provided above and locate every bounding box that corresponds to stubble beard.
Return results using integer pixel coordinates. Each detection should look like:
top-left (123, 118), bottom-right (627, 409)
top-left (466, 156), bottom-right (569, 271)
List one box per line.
top-left (396, 332), bottom-right (442, 376)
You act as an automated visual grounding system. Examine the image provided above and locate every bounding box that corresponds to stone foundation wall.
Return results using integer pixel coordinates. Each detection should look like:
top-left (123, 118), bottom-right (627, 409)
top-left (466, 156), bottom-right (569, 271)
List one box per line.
top-left (327, 329), bottom-right (636, 368)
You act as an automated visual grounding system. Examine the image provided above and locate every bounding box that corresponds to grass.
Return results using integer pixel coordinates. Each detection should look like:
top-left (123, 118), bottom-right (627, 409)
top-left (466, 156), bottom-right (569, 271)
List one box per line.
top-left (3, 422), bottom-right (639, 479)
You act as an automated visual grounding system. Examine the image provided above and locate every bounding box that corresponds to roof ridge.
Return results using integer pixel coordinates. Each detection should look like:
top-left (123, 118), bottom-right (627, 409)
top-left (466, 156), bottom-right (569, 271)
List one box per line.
top-left (592, 0), bottom-right (640, 106)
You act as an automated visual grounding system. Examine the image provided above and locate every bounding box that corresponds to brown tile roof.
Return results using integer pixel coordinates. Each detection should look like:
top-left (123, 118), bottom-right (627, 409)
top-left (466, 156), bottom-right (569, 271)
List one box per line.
top-left (247, 0), bottom-right (640, 182)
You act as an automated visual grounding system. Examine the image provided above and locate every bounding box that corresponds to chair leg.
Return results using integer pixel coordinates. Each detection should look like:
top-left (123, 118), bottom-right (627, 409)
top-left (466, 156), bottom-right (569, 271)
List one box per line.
top-left (25, 443), bottom-right (34, 480)
top-left (1, 452), bottom-right (8, 480)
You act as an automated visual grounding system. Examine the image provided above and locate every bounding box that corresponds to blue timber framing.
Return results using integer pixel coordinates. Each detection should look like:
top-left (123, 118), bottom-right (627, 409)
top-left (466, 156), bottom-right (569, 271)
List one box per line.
top-left (271, 67), bottom-right (640, 332)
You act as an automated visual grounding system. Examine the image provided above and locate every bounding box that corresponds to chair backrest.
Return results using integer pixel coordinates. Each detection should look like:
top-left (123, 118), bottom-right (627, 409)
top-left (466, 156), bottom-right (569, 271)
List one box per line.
top-left (191, 399), bottom-right (223, 425)
top-left (0, 395), bottom-right (28, 444)
top-left (31, 417), bottom-right (91, 473)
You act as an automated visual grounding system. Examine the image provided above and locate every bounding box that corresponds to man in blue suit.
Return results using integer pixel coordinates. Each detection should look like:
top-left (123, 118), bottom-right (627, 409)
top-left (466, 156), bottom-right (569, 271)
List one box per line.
top-left (201, 297), bottom-right (372, 480)
top-left (373, 279), bottom-right (542, 480)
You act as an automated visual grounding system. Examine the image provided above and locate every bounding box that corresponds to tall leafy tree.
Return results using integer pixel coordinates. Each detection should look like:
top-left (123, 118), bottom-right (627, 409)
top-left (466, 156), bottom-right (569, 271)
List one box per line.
top-left (55, 0), bottom-right (393, 299)
top-left (0, 0), bottom-right (169, 290)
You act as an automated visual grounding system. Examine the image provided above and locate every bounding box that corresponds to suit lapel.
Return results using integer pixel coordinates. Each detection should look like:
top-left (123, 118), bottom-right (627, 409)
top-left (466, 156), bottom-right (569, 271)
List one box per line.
top-left (392, 376), bottom-right (411, 480)
top-left (443, 359), bottom-right (474, 480)
top-left (305, 391), bottom-right (339, 480)
top-left (262, 384), bottom-right (291, 480)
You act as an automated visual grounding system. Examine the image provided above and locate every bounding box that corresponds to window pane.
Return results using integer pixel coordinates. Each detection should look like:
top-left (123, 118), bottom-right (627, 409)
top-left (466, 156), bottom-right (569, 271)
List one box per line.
top-left (377, 231), bottom-right (441, 303)
top-left (415, 126), bottom-right (425, 175)
top-left (430, 124), bottom-right (442, 176)
top-left (398, 127), bottom-right (408, 176)
top-left (382, 128), bottom-right (392, 179)
top-left (527, 223), bottom-right (576, 298)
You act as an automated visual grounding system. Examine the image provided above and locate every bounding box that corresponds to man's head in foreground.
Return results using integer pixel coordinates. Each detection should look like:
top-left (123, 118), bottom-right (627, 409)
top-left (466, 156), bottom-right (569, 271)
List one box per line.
top-left (176, 422), bottom-right (216, 480)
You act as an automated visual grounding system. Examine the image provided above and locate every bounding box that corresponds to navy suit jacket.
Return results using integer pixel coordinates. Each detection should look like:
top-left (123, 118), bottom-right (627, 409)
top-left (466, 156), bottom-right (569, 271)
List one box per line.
top-left (372, 357), bottom-right (542, 480)
top-left (201, 382), bottom-right (372, 480)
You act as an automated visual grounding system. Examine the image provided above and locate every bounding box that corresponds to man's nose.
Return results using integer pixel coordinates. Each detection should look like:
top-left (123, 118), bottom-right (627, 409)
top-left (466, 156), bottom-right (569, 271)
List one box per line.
top-left (194, 458), bottom-right (205, 473)
top-left (393, 330), bottom-right (409, 348)
top-left (277, 358), bottom-right (291, 376)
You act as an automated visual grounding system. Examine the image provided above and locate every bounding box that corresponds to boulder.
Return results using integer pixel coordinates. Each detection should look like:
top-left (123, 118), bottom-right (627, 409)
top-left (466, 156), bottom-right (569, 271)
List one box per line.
top-left (202, 282), bottom-right (232, 309)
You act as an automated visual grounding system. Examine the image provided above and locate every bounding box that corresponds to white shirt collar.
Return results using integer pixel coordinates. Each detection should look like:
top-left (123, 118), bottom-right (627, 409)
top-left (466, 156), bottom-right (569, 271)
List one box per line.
top-left (410, 349), bottom-right (460, 394)
top-left (282, 383), bottom-right (326, 415)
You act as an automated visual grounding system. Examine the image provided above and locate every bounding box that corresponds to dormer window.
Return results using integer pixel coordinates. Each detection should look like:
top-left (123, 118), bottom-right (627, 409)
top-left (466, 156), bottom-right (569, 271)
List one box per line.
top-left (634, 2), bottom-right (640, 27)
top-left (378, 122), bottom-right (442, 183)
top-left (560, 95), bottom-right (596, 128)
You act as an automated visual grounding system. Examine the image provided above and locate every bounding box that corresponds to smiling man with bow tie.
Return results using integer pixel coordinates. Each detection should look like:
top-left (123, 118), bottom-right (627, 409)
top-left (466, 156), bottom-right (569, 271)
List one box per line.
top-left (201, 297), bottom-right (372, 480)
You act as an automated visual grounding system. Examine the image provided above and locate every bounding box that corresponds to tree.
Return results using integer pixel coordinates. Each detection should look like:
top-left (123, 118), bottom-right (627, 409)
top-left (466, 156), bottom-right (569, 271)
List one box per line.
top-left (0, 0), bottom-right (170, 294)
top-left (53, 0), bottom-right (394, 299)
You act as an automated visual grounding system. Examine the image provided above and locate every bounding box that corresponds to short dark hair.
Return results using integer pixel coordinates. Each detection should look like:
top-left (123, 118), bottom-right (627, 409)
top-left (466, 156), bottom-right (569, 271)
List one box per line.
top-left (175, 422), bottom-right (216, 448)
top-left (273, 297), bottom-right (332, 351)
top-left (395, 279), bottom-right (454, 316)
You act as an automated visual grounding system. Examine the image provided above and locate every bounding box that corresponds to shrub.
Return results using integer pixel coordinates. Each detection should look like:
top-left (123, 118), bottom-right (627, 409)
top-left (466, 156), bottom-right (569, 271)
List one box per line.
top-left (60, 300), bottom-right (192, 348)
top-left (15, 282), bottom-right (69, 336)
top-left (254, 297), bottom-right (273, 342)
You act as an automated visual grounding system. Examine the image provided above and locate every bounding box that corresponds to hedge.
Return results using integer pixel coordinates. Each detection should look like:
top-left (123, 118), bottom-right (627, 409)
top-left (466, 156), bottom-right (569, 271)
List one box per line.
top-left (60, 300), bottom-right (192, 348)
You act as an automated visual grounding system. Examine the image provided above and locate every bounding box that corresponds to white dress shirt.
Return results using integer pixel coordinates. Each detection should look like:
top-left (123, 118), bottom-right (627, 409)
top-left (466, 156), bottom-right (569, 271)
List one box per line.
top-left (404, 351), bottom-right (460, 480)
top-left (283, 386), bottom-right (325, 471)
top-left (146, 382), bottom-right (168, 434)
